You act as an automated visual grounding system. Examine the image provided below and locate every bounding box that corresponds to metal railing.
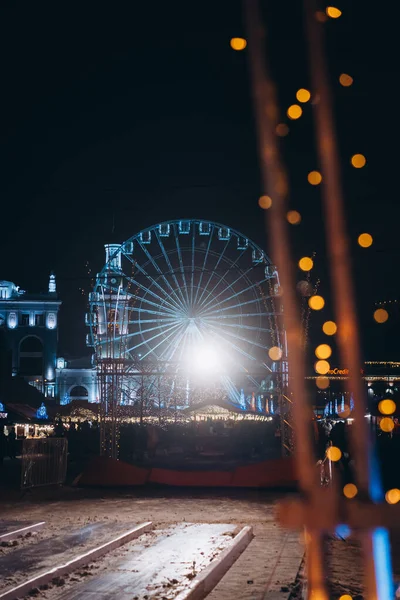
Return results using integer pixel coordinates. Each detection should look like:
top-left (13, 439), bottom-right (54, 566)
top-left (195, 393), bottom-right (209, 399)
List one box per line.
top-left (21, 438), bottom-right (68, 490)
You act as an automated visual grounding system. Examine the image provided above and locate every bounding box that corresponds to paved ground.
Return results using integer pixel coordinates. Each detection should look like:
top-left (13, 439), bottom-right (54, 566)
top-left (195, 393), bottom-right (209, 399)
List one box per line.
top-left (0, 487), bottom-right (304, 599)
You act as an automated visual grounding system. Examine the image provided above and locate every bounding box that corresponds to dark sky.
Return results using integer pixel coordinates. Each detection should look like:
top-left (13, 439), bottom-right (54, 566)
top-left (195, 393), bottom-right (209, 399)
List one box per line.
top-left (0, 0), bottom-right (398, 361)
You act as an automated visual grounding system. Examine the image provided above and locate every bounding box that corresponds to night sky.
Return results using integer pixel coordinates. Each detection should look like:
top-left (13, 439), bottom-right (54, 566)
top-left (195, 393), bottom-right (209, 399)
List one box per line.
top-left (1, 1), bottom-right (398, 363)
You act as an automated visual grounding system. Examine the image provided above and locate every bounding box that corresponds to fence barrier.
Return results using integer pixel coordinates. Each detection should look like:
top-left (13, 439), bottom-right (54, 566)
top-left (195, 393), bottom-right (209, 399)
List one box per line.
top-left (21, 438), bottom-right (68, 490)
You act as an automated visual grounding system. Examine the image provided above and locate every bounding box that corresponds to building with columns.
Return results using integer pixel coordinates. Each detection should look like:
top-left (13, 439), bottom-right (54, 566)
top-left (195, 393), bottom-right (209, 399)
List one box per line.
top-left (0, 275), bottom-right (61, 397)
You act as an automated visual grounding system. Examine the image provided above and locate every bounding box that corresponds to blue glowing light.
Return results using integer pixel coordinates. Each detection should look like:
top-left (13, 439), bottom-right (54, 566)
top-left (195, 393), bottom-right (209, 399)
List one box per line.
top-left (60, 394), bottom-right (70, 406)
top-left (36, 403), bottom-right (48, 420)
top-left (0, 401), bottom-right (4, 412)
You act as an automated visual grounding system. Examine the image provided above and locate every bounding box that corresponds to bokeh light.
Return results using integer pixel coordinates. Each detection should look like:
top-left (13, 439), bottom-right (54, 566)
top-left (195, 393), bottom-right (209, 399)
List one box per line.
top-left (315, 344), bottom-right (332, 359)
top-left (380, 417), bottom-right (395, 433)
top-left (269, 346), bottom-right (283, 361)
top-left (297, 280), bottom-right (313, 297)
top-left (338, 404), bottom-right (351, 418)
top-left (296, 88), bottom-right (311, 103)
top-left (326, 6), bottom-right (342, 18)
top-left (385, 488), bottom-right (400, 504)
top-left (276, 123), bottom-right (289, 137)
top-left (315, 360), bottom-right (330, 375)
top-left (316, 376), bottom-right (330, 389)
top-left (339, 595), bottom-right (353, 600)
top-left (309, 295), bottom-right (325, 310)
top-left (378, 399), bottom-right (396, 415)
top-left (339, 73), bottom-right (353, 87)
top-left (287, 104), bottom-right (303, 120)
top-left (374, 308), bottom-right (389, 324)
top-left (315, 10), bottom-right (328, 22)
top-left (358, 233), bottom-right (373, 248)
top-left (287, 210), bottom-right (301, 225)
top-left (343, 483), bottom-right (358, 499)
top-left (230, 37), bottom-right (247, 51)
top-left (298, 256), bottom-right (314, 271)
top-left (258, 195), bottom-right (272, 210)
top-left (322, 320), bottom-right (337, 336)
top-left (351, 153), bottom-right (366, 168)
top-left (308, 170), bottom-right (322, 185)
top-left (326, 446), bottom-right (342, 461)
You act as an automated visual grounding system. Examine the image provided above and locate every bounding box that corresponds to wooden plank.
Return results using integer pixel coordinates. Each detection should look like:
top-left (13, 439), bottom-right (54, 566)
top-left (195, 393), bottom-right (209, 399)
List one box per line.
top-left (53, 523), bottom-right (238, 599)
top-left (0, 522), bottom-right (152, 600)
top-left (0, 521), bottom-right (45, 542)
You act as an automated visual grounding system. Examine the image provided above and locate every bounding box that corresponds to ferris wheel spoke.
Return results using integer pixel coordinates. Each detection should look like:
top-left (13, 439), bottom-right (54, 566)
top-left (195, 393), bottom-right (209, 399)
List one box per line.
top-left (202, 319), bottom-right (273, 334)
top-left (128, 305), bottom-right (183, 318)
top-left (202, 319), bottom-right (271, 351)
top-left (138, 322), bottom-right (187, 360)
top-left (190, 227), bottom-right (195, 307)
top-left (126, 321), bottom-right (183, 354)
top-left (125, 254), bottom-right (183, 312)
top-left (128, 317), bottom-right (181, 325)
top-left (199, 279), bottom-right (269, 316)
top-left (192, 228), bottom-right (213, 306)
top-left (203, 326), bottom-right (257, 363)
top-left (200, 296), bottom-right (265, 319)
top-left (172, 225), bottom-right (190, 308)
top-left (127, 291), bottom-right (181, 316)
top-left (126, 320), bottom-right (184, 340)
top-left (125, 275), bottom-right (182, 314)
top-left (196, 248), bottom-right (248, 309)
top-left (137, 240), bottom-right (187, 312)
top-left (158, 323), bottom-right (188, 363)
top-left (155, 230), bottom-right (188, 309)
top-left (199, 268), bottom-right (263, 312)
top-left (195, 238), bottom-right (231, 306)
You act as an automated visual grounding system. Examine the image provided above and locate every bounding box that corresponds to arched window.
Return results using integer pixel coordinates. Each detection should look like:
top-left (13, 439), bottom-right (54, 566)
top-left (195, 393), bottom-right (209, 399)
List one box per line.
top-left (69, 385), bottom-right (89, 399)
top-left (19, 336), bottom-right (43, 376)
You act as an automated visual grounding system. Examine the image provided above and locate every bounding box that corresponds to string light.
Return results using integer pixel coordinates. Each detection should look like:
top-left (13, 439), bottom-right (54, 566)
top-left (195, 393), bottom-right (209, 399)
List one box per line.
top-left (276, 123), bottom-right (289, 137)
top-left (374, 308), bottom-right (389, 323)
top-left (296, 88), bottom-right (311, 103)
top-left (378, 399), bottom-right (396, 415)
top-left (268, 346), bottom-right (283, 361)
top-left (299, 256), bottom-right (314, 271)
top-left (385, 489), bottom-right (400, 504)
top-left (230, 38), bottom-right (247, 51)
top-left (316, 376), bottom-right (330, 389)
top-left (258, 195), bottom-right (272, 209)
top-left (326, 446), bottom-right (342, 461)
top-left (287, 210), bottom-right (301, 225)
top-left (358, 233), bottom-right (373, 248)
top-left (287, 104), bottom-right (302, 120)
top-left (307, 170), bottom-right (322, 185)
top-left (315, 360), bottom-right (330, 375)
top-left (343, 483), bottom-right (358, 499)
top-left (309, 295), bottom-right (325, 310)
top-left (351, 153), bottom-right (366, 168)
top-left (326, 6), bottom-right (342, 18)
top-left (315, 344), bottom-right (332, 359)
top-left (380, 417), bottom-right (394, 433)
top-left (339, 73), bottom-right (353, 87)
top-left (322, 320), bottom-right (337, 335)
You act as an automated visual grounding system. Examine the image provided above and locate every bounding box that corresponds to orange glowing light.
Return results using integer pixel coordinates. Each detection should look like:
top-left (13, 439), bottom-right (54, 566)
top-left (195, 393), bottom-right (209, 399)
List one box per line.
top-left (287, 104), bottom-right (302, 120)
top-left (309, 295), bottom-right (325, 310)
top-left (358, 233), bottom-right (373, 248)
top-left (276, 123), bottom-right (289, 137)
top-left (326, 446), bottom-right (342, 461)
top-left (315, 344), bottom-right (332, 359)
top-left (374, 308), bottom-right (389, 323)
top-left (338, 404), bottom-right (351, 418)
top-left (326, 6), bottom-right (342, 18)
top-left (287, 210), bottom-right (301, 225)
top-left (385, 488), bottom-right (400, 504)
top-left (378, 399), bottom-right (396, 415)
top-left (316, 376), bottom-right (330, 389)
top-left (339, 73), bottom-right (353, 87)
top-left (230, 37), bottom-right (247, 51)
top-left (296, 88), bottom-right (311, 103)
top-left (380, 417), bottom-right (395, 433)
top-left (258, 195), bottom-right (272, 210)
top-left (322, 321), bottom-right (337, 336)
top-left (307, 170), bottom-right (322, 185)
top-left (268, 346), bottom-right (282, 361)
top-left (339, 595), bottom-right (353, 600)
top-left (343, 483), bottom-right (358, 499)
top-left (351, 153), bottom-right (366, 168)
top-left (298, 256), bottom-right (313, 271)
top-left (315, 360), bottom-right (330, 375)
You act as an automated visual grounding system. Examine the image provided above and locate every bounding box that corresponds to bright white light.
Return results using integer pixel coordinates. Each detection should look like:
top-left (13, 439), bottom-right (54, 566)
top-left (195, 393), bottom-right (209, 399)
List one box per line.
top-left (190, 342), bottom-right (222, 374)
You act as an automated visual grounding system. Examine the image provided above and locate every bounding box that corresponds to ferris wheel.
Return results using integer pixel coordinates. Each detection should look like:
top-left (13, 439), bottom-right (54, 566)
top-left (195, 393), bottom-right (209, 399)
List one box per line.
top-left (88, 219), bottom-right (285, 399)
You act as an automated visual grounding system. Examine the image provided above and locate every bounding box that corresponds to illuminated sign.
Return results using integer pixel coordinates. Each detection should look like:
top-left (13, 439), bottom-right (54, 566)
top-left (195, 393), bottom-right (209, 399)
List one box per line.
top-left (327, 368), bottom-right (364, 376)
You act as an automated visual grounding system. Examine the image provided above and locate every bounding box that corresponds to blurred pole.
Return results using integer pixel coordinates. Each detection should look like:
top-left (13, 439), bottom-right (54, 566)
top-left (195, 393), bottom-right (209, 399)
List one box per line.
top-left (244, 2), bottom-right (328, 596)
top-left (304, 1), bottom-right (393, 597)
